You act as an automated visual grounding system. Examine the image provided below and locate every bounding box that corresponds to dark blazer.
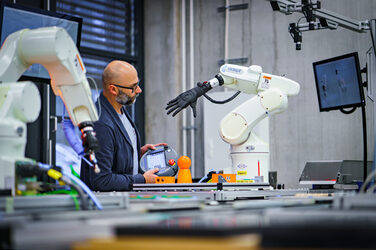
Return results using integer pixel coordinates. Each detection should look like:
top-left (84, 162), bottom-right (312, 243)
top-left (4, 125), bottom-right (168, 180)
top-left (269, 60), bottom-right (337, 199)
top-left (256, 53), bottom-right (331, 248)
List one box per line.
top-left (80, 92), bottom-right (145, 191)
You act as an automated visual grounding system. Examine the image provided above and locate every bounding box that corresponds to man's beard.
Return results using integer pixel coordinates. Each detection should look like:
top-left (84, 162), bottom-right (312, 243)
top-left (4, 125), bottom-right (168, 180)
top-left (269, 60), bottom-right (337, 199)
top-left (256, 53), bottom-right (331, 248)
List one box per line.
top-left (116, 89), bottom-right (138, 105)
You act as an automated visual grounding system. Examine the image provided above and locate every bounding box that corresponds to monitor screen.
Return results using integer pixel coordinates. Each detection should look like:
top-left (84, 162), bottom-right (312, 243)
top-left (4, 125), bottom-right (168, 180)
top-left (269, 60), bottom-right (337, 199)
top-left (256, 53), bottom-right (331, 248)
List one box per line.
top-left (0, 2), bottom-right (82, 79)
top-left (313, 52), bottom-right (364, 112)
top-left (146, 151), bottom-right (166, 171)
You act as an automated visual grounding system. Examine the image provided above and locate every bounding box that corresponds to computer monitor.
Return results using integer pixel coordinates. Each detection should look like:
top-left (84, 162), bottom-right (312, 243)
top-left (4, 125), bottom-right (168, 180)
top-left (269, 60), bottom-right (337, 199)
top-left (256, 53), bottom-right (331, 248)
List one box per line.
top-left (313, 52), bottom-right (364, 112)
top-left (0, 2), bottom-right (82, 79)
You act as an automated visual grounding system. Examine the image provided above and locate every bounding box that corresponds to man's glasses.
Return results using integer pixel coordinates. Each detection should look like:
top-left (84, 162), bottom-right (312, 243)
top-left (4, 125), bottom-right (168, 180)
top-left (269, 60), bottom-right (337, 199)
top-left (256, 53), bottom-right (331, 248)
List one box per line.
top-left (111, 82), bottom-right (139, 93)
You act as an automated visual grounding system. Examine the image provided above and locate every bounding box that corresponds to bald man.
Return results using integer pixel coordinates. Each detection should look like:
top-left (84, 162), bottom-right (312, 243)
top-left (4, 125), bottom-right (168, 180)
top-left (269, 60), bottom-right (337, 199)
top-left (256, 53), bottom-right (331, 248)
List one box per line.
top-left (80, 60), bottom-right (165, 191)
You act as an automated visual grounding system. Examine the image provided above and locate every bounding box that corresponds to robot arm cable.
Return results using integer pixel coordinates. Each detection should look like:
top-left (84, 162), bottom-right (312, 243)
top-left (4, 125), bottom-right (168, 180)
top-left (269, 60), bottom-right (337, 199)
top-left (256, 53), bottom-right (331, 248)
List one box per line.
top-left (203, 91), bottom-right (241, 104)
top-left (16, 161), bottom-right (92, 210)
top-left (37, 162), bottom-right (103, 210)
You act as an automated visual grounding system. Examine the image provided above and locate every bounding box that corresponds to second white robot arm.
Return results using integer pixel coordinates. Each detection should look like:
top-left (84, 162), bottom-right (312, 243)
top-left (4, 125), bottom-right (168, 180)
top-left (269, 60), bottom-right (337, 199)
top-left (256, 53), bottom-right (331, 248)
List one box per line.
top-left (205, 64), bottom-right (300, 145)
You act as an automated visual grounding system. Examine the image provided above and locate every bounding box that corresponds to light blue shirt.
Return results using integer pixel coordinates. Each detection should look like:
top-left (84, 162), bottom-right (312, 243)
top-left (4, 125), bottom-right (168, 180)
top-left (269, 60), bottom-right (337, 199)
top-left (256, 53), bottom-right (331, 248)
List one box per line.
top-left (118, 112), bottom-right (138, 175)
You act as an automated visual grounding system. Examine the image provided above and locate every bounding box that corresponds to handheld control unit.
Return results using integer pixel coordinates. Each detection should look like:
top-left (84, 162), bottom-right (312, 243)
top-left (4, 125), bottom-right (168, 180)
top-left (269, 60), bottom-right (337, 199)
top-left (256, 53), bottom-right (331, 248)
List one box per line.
top-left (140, 146), bottom-right (179, 176)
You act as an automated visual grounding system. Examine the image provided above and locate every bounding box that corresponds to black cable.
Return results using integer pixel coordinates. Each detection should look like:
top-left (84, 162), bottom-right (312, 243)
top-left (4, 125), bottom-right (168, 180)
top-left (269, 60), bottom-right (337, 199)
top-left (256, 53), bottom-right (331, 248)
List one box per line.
top-left (203, 91), bottom-right (241, 104)
top-left (297, 16), bottom-right (305, 26)
top-left (339, 107), bottom-right (356, 114)
top-left (361, 104), bottom-right (368, 182)
top-left (340, 105), bottom-right (367, 182)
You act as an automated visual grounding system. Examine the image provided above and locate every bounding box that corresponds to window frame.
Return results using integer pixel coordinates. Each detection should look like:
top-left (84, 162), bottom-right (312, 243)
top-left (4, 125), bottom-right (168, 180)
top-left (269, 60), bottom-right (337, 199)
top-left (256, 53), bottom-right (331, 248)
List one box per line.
top-left (52, 0), bottom-right (145, 144)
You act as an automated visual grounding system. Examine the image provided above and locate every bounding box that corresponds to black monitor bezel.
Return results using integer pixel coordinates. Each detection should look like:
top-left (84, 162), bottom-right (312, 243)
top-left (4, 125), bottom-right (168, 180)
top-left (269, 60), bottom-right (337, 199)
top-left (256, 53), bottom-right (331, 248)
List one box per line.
top-left (313, 52), bottom-right (365, 112)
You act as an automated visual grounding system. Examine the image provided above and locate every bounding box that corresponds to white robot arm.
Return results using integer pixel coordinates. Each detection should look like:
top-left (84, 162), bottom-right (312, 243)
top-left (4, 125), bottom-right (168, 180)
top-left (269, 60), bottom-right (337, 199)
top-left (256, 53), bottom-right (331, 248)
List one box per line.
top-left (205, 64), bottom-right (300, 182)
top-left (166, 63), bottom-right (299, 183)
top-left (0, 27), bottom-right (99, 177)
top-left (0, 27), bottom-right (98, 125)
top-left (207, 64), bottom-right (299, 145)
top-left (167, 63), bottom-right (299, 182)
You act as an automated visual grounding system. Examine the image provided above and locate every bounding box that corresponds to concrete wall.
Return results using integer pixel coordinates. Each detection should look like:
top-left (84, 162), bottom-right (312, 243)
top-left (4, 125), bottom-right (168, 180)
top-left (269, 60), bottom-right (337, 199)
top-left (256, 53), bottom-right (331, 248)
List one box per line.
top-left (144, 0), bottom-right (375, 187)
top-left (144, 0), bottom-right (182, 151)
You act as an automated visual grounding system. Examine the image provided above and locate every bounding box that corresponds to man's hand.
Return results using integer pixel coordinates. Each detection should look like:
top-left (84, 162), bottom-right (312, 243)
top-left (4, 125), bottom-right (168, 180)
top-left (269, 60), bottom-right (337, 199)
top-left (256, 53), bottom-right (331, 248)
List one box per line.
top-left (143, 168), bottom-right (159, 183)
top-left (140, 143), bottom-right (168, 157)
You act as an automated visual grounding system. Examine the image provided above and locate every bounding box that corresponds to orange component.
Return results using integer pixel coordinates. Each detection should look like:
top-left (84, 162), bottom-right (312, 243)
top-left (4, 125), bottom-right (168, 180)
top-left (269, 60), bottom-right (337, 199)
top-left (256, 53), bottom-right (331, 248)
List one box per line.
top-left (177, 156), bottom-right (192, 183)
top-left (155, 176), bottom-right (175, 184)
top-left (76, 54), bottom-right (84, 71)
top-left (263, 75), bottom-right (272, 80)
top-left (168, 159), bottom-right (175, 166)
top-left (212, 174), bottom-right (236, 183)
top-left (177, 156), bottom-right (191, 169)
